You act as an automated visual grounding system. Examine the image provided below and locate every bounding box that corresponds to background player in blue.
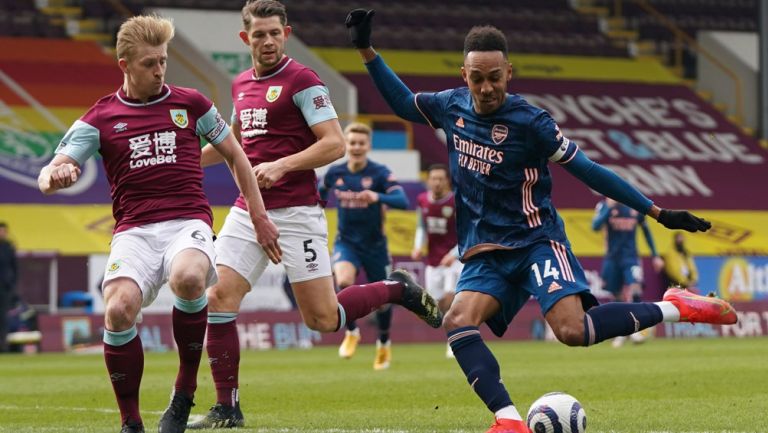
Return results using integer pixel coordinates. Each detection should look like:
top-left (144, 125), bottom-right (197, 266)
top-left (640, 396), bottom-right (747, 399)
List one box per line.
top-left (321, 122), bottom-right (409, 370)
top-left (592, 197), bottom-right (664, 347)
top-left (346, 11), bottom-right (737, 433)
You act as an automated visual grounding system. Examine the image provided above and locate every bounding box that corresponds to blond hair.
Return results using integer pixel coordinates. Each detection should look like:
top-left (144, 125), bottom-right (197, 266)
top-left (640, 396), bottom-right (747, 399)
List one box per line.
top-left (343, 122), bottom-right (372, 137)
top-left (116, 15), bottom-right (175, 61)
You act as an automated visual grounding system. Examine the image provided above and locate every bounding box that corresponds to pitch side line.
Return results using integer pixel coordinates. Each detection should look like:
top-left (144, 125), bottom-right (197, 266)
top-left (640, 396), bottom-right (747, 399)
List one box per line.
top-left (0, 408), bottom-right (760, 433)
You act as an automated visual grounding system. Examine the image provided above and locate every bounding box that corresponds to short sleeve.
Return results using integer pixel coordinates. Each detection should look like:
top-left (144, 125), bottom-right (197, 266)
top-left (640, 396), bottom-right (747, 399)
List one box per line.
top-left (293, 85), bottom-right (338, 127)
top-left (414, 89), bottom-right (453, 129)
top-left (196, 105), bottom-right (231, 145)
top-left (531, 110), bottom-right (578, 163)
top-left (55, 117), bottom-right (100, 166)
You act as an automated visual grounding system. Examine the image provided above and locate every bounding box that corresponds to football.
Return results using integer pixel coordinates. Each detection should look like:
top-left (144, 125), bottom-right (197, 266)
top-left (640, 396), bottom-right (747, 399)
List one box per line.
top-left (526, 392), bottom-right (587, 433)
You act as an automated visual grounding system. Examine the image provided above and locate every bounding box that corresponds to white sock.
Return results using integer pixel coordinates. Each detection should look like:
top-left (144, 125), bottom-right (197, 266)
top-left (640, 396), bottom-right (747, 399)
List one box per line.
top-left (494, 405), bottom-right (522, 421)
top-left (655, 301), bottom-right (681, 322)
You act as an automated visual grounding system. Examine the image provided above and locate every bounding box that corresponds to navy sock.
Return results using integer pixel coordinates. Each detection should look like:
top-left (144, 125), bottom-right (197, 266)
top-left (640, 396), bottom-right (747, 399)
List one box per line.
top-left (376, 305), bottom-right (392, 343)
top-left (583, 303), bottom-right (663, 346)
top-left (448, 326), bottom-right (513, 413)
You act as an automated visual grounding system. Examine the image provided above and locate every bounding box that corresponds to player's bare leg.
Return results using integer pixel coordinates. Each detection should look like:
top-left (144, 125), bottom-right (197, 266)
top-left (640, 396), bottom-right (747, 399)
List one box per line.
top-left (439, 292), bottom-right (456, 358)
top-left (191, 267), bottom-right (440, 430)
top-left (103, 278), bottom-right (144, 433)
top-left (334, 262), bottom-right (361, 358)
top-left (292, 276), bottom-right (342, 331)
top-left (187, 265), bottom-right (249, 430)
top-left (159, 249), bottom-right (211, 433)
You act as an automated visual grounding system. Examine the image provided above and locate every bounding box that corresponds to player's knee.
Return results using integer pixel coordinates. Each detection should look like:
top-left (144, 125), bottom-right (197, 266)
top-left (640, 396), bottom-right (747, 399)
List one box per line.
top-left (169, 269), bottom-right (206, 299)
top-left (303, 310), bottom-right (338, 332)
top-left (206, 285), bottom-right (238, 312)
top-left (552, 322), bottom-right (585, 347)
top-left (105, 302), bottom-right (138, 330)
top-left (442, 308), bottom-right (472, 332)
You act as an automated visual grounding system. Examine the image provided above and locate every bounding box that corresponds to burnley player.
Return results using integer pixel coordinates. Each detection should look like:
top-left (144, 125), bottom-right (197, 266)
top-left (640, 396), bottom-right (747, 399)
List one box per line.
top-left (322, 122), bottom-right (408, 370)
top-left (411, 164), bottom-right (462, 358)
top-left (592, 197), bottom-right (664, 347)
top-left (188, 2), bottom-right (441, 428)
top-left (37, 15), bottom-right (280, 433)
top-left (346, 12), bottom-right (738, 433)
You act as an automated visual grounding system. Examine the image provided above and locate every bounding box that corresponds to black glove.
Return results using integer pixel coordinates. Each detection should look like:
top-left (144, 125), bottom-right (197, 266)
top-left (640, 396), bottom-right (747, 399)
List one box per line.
top-left (345, 9), bottom-right (375, 49)
top-left (657, 209), bottom-right (711, 232)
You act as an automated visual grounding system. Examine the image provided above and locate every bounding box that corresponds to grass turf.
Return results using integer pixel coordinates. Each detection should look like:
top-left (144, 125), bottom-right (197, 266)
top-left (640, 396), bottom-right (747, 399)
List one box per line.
top-left (0, 337), bottom-right (766, 432)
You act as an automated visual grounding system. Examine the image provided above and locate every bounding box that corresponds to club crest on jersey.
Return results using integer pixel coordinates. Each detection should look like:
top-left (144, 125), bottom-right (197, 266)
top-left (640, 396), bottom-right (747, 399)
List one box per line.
top-left (361, 176), bottom-right (373, 189)
top-left (491, 124), bottom-right (508, 144)
top-left (266, 86), bottom-right (282, 103)
top-left (441, 206), bottom-right (453, 218)
top-left (170, 109), bottom-right (188, 128)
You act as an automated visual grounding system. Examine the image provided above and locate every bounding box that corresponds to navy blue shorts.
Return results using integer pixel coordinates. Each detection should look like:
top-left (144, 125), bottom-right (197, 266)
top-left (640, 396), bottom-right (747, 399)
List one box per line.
top-left (332, 239), bottom-right (390, 282)
top-left (457, 241), bottom-right (597, 337)
top-left (601, 258), bottom-right (642, 295)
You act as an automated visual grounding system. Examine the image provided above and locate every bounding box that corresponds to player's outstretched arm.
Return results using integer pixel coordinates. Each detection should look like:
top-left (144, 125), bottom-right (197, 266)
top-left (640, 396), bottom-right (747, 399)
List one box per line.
top-left (562, 151), bottom-right (710, 233)
top-left (346, 9), bottom-right (426, 124)
top-left (38, 154), bottom-right (81, 195)
top-left (215, 132), bottom-right (282, 264)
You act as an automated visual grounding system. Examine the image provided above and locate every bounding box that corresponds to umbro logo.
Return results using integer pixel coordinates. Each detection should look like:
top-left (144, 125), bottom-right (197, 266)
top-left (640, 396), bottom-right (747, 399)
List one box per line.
top-left (455, 117), bottom-right (464, 128)
top-left (113, 122), bottom-right (128, 133)
top-left (547, 281), bottom-right (562, 293)
top-left (110, 372), bottom-right (127, 382)
top-left (237, 92), bottom-right (246, 101)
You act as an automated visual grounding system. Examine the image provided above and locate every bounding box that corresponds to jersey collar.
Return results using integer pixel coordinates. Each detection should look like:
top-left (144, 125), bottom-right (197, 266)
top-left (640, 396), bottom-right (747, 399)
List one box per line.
top-left (116, 84), bottom-right (172, 107)
top-left (251, 56), bottom-right (292, 81)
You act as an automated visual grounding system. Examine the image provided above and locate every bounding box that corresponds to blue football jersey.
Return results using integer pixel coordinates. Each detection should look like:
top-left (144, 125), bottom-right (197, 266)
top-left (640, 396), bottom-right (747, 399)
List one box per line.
top-left (415, 88), bottom-right (579, 260)
top-left (323, 160), bottom-right (401, 245)
top-left (594, 201), bottom-right (646, 261)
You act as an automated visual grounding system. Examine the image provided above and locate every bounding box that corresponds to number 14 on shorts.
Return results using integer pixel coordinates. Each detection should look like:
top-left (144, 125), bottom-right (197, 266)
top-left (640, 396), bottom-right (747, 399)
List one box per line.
top-left (531, 259), bottom-right (560, 286)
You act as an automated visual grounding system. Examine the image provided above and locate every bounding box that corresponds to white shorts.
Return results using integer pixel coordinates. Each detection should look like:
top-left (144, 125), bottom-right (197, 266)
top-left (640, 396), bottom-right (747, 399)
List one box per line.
top-left (425, 261), bottom-right (464, 301)
top-left (215, 205), bottom-right (332, 284)
top-left (103, 219), bottom-right (217, 308)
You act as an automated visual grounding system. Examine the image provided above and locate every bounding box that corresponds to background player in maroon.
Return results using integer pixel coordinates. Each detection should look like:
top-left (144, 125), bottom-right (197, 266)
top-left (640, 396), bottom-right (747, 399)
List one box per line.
top-left (412, 164), bottom-right (462, 357)
top-left (189, 1), bottom-right (442, 429)
top-left (37, 15), bottom-right (280, 433)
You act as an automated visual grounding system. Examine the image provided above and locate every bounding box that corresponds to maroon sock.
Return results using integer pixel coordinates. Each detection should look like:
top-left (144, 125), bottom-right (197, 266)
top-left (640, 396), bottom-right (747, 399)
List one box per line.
top-left (337, 280), bottom-right (404, 327)
top-left (104, 335), bottom-right (144, 425)
top-left (207, 321), bottom-right (240, 406)
top-left (173, 306), bottom-right (207, 396)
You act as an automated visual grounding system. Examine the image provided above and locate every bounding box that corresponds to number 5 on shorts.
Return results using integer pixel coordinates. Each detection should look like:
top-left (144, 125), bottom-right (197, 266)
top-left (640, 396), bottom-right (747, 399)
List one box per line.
top-left (531, 259), bottom-right (560, 286)
top-left (303, 239), bottom-right (317, 263)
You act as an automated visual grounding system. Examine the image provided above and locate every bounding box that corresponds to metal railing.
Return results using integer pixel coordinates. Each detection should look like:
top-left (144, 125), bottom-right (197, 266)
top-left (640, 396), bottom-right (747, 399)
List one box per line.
top-left (612, 0), bottom-right (745, 123)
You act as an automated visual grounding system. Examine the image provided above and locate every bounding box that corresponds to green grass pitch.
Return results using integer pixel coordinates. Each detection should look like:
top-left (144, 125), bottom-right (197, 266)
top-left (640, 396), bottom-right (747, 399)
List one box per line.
top-left (0, 337), bottom-right (766, 432)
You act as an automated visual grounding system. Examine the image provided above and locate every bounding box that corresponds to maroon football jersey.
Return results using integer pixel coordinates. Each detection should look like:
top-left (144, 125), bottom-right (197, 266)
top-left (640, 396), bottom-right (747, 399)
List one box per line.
top-left (417, 191), bottom-right (458, 266)
top-left (231, 56), bottom-right (338, 210)
top-left (60, 85), bottom-right (223, 233)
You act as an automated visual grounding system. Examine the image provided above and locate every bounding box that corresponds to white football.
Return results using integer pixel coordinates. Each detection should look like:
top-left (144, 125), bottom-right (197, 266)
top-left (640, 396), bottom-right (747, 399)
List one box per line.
top-left (526, 392), bottom-right (587, 433)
